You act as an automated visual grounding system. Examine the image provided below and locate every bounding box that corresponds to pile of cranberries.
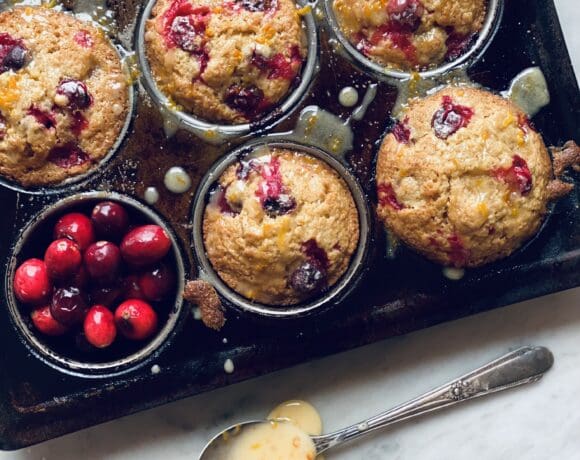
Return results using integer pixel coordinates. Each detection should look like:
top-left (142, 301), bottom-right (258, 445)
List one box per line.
top-left (13, 201), bottom-right (176, 352)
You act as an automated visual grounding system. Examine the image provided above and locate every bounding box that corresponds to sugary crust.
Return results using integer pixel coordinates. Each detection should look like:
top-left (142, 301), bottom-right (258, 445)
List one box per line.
top-left (333, 0), bottom-right (486, 70)
top-left (203, 148), bottom-right (360, 305)
top-left (376, 86), bottom-right (553, 267)
top-left (145, 0), bottom-right (307, 124)
top-left (0, 7), bottom-right (129, 187)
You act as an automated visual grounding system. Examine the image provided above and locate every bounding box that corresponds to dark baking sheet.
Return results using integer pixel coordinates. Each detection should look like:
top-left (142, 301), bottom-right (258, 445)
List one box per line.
top-left (1, 0), bottom-right (579, 450)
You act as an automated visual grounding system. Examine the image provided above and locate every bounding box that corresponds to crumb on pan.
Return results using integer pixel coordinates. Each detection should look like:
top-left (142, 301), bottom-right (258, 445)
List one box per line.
top-left (551, 140), bottom-right (580, 176)
top-left (184, 279), bottom-right (226, 330)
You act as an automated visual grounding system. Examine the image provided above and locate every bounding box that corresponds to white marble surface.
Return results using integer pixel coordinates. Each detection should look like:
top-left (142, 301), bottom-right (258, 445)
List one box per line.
top-left (2, 1), bottom-right (580, 459)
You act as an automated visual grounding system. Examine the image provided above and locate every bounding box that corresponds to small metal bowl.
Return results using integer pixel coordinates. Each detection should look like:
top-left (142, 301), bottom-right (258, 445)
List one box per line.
top-left (135, 0), bottom-right (319, 142)
top-left (0, 38), bottom-right (136, 195)
top-left (4, 192), bottom-right (187, 378)
top-left (322, 0), bottom-right (504, 81)
top-left (190, 139), bottom-right (371, 318)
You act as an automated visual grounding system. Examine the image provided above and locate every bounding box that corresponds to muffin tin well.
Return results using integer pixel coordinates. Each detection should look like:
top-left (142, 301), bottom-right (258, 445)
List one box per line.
top-left (0, 0), bottom-right (578, 450)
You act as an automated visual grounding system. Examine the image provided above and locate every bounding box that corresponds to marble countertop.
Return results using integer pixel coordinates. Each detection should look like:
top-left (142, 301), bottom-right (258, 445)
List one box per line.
top-left (3, 1), bottom-right (579, 459)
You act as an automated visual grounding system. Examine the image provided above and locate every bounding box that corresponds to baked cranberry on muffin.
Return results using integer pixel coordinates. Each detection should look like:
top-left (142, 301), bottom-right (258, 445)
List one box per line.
top-left (333, 0), bottom-right (487, 71)
top-left (0, 7), bottom-right (129, 187)
top-left (376, 86), bottom-right (554, 267)
top-left (203, 147), bottom-right (360, 305)
top-left (145, 0), bottom-right (307, 124)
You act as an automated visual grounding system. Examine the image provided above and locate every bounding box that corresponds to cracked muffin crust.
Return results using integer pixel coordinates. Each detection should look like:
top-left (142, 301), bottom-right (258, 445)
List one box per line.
top-left (203, 147), bottom-right (360, 305)
top-left (376, 86), bottom-right (553, 268)
top-left (0, 7), bottom-right (129, 187)
top-left (145, 0), bottom-right (307, 125)
top-left (332, 0), bottom-right (487, 71)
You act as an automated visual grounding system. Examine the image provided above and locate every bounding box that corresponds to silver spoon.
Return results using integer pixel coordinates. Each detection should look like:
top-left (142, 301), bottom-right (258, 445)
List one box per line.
top-left (199, 346), bottom-right (553, 459)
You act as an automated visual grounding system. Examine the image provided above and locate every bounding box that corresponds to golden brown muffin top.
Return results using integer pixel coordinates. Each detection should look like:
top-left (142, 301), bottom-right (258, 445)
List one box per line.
top-left (0, 7), bottom-right (129, 187)
top-left (145, 0), bottom-right (307, 124)
top-left (333, 0), bottom-right (486, 71)
top-left (203, 147), bottom-right (360, 305)
top-left (376, 86), bottom-right (552, 267)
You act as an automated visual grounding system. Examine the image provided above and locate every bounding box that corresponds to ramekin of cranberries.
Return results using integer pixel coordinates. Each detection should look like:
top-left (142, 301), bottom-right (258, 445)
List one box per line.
top-left (7, 192), bottom-right (185, 376)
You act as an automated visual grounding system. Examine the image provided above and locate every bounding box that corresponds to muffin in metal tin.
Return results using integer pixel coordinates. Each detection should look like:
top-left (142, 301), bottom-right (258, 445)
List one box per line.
top-left (332, 0), bottom-right (487, 71)
top-left (145, 0), bottom-right (307, 124)
top-left (203, 147), bottom-right (360, 305)
top-left (0, 7), bottom-right (129, 187)
top-left (376, 86), bottom-right (553, 267)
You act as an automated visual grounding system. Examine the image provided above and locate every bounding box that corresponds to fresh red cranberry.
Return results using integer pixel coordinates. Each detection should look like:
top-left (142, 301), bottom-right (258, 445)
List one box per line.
top-left (251, 45), bottom-right (302, 80)
top-left (89, 284), bottom-right (124, 308)
top-left (445, 29), bottom-right (476, 61)
top-left (123, 274), bottom-right (146, 300)
top-left (50, 286), bottom-right (88, 326)
top-left (233, 0), bottom-right (277, 12)
top-left (492, 155), bottom-right (533, 195)
top-left (377, 183), bottom-right (404, 210)
top-left (84, 305), bottom-right (117, 348)
top-left (54, 212), bottom-right (96, 251)
top-left (44, 238), bottom-right (82, 280)
top-left (47, 143), bottom-right (91, 169)
top-left (0, 33), bottom-right (28, 74)
top-left (289, 260), bottom-right (326, 294)
top-left (27, 106), bottom-right (56, 129)
top-left (84, 241), bottom-right (122, 283)
top-left (31, 306), bottom-right (68, 336)
top-left (392, 117), bottom-right (411, 143)
top-left (388, 0), bottom-right (424, 32)
top-left (14, 259), bottom-right (52, 305)
top-left (302, 239), bottom-right (329, 270)
top-left (224, 84), bottom-right (267, 119)
top-left (74, 30), bottom-right (94, 48)
top-left (56, 79), bottom-right (93, 110)
top-left (431, 95), bottom-right (474, 139)
top-left (138, 263), bottom-right (176, 302)
top-left (120, 225), bottom-right (172, 267)
top-left (115, 299), bottom-right (158, 340)
top-left (447, 233), bottom-right (469, 267)
top-left (91, 201), bottom-right (129, 240)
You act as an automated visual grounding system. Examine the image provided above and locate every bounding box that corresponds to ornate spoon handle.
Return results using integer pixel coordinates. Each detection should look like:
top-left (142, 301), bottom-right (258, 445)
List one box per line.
top-left (312, 346), bottom-right (553, 454)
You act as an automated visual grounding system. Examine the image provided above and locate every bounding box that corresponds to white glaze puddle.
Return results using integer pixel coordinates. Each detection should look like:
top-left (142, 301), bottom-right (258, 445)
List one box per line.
top-left (144, 186), bottom-right (160, 205)
top-left (338, 86), bottom-right (358, 107)
top-left (164, 167), bottom-right (192, 194)
top-left (501, 67), bottom-right (550, 117)
top-left (442, 267), bottom-right (466, 281)
top-left (275, 84), bottom-right (378, 157)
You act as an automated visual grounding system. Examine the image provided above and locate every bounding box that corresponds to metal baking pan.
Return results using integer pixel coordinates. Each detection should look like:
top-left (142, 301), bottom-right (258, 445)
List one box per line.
top-left (0, 0), bottom-right (578, 450)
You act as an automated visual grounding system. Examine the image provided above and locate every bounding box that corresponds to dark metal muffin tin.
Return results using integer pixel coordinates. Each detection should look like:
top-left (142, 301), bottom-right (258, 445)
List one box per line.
top-left (0, 0), bottom-right (578, 450)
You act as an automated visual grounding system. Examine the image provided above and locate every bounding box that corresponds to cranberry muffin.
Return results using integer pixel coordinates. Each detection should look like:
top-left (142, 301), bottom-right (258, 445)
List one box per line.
top-left (376, 86), bottom-right (553, 267)
top-left (332, 0), bottom-right (487, 71)
top-left (203, 147), bottom-right (360, 305)
top-left (145, 0), bottom-right (307, 124)
top-left (0, 7), bottom-right (129, 187)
